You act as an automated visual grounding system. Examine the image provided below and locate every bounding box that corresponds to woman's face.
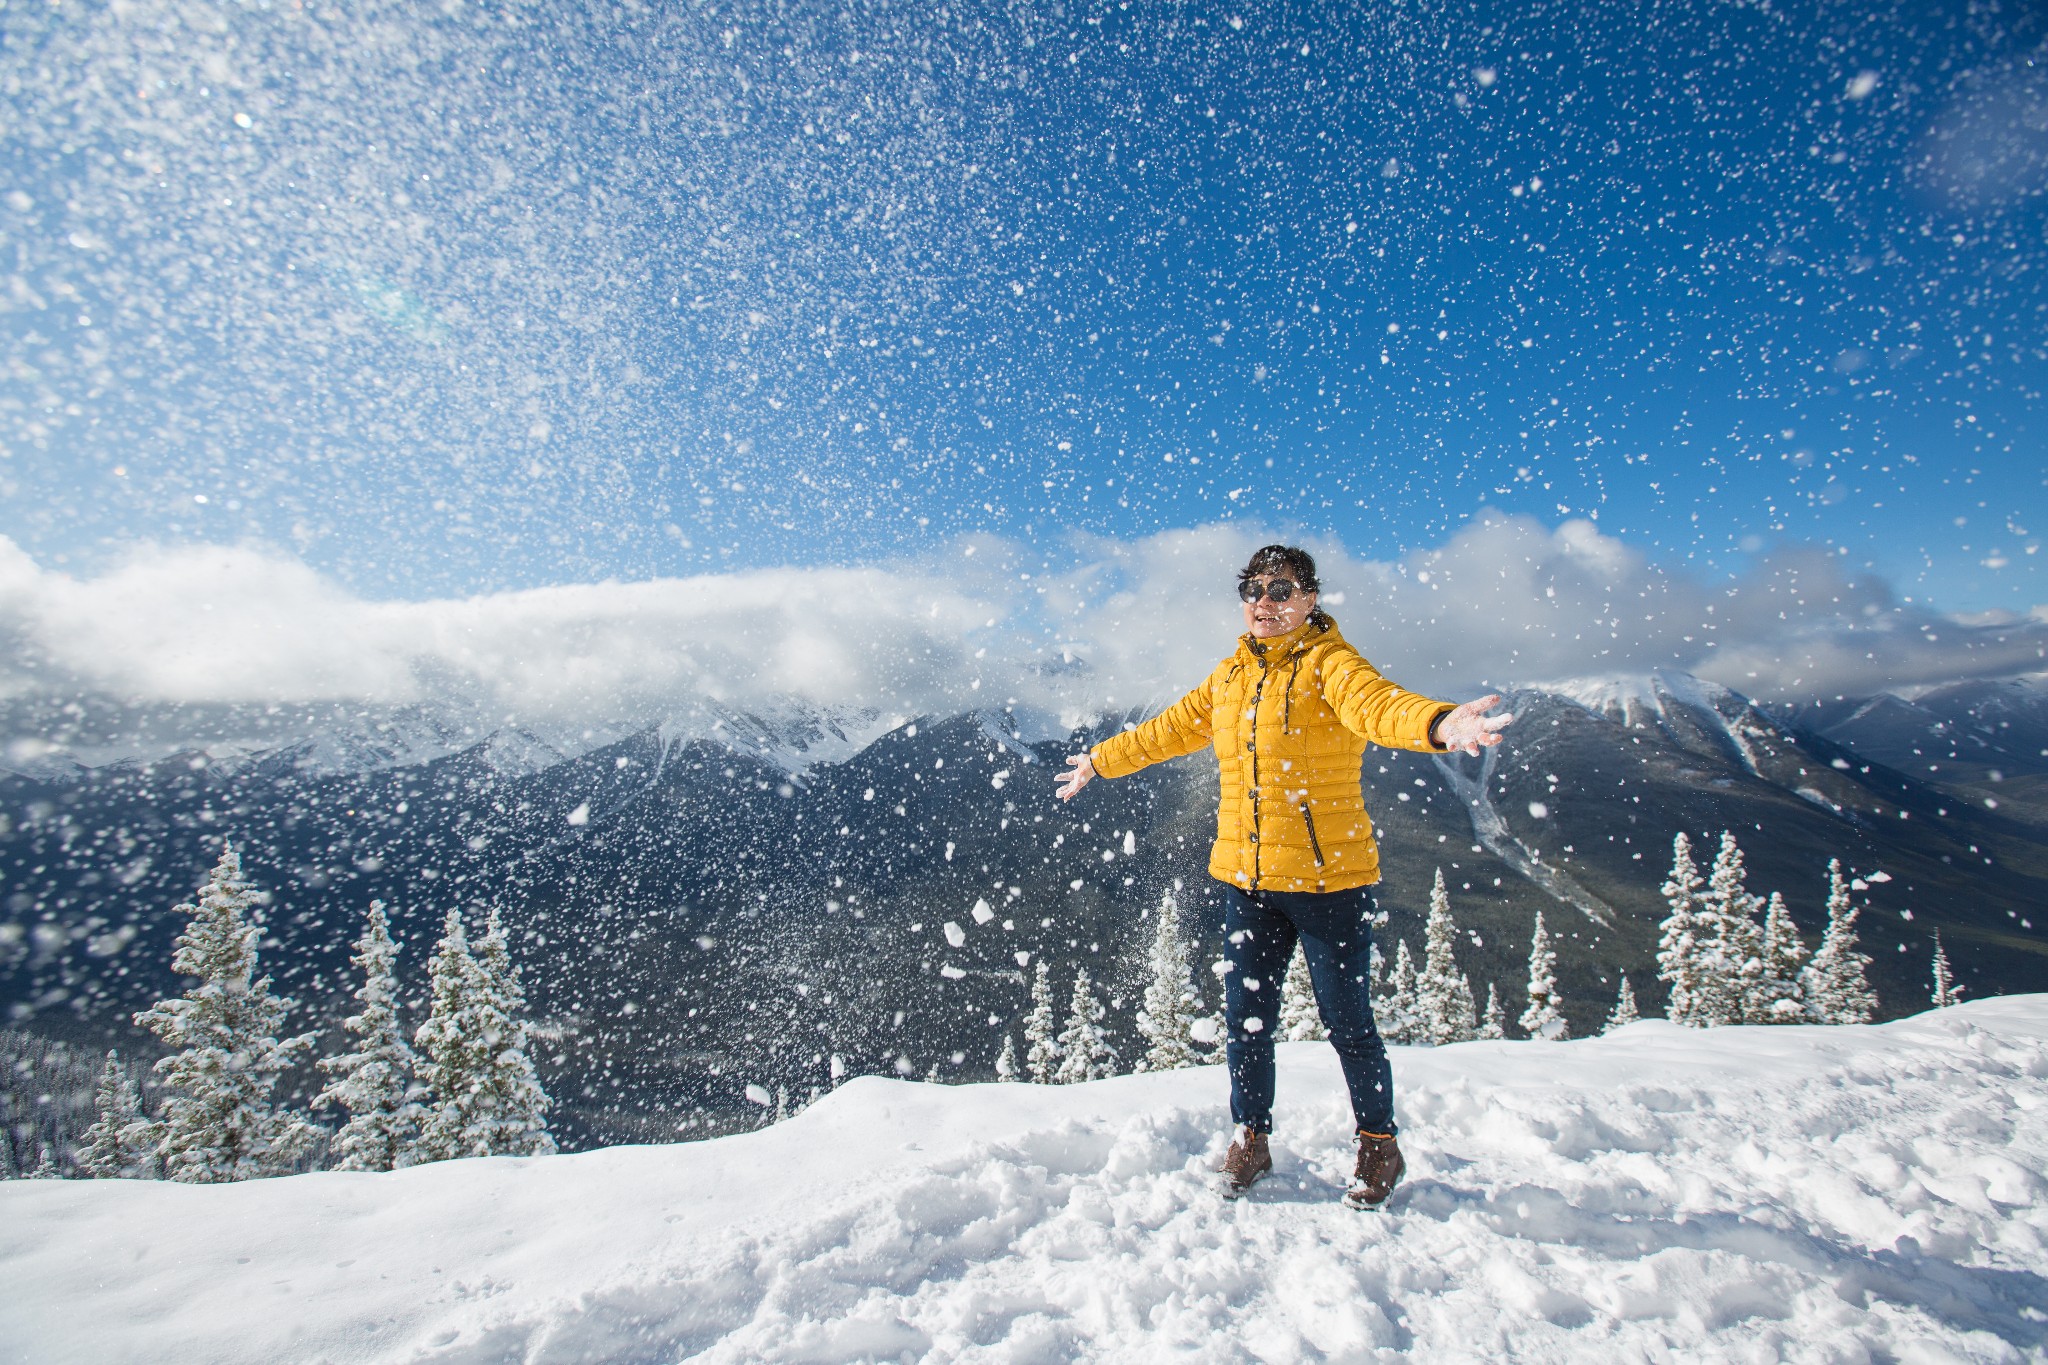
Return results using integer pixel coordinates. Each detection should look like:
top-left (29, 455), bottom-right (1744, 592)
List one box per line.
top-left (1240, 575), bottom-right (1316, 639)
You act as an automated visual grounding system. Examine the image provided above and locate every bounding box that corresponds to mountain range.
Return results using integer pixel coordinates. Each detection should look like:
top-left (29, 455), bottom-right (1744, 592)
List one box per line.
top-left (4, 669), bottom-right (2044, 1149)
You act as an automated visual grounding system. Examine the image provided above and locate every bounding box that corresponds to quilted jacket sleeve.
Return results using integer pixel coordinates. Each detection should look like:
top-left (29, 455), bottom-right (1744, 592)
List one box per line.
top-left (1088, 668), bottom-right (1218, 779)
top-left (1320, 645), bottom-right (1455, 752)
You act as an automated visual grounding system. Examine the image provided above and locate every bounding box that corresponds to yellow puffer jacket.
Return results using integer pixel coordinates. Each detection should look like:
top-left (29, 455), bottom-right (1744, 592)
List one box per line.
top-left (1088, 613), bottom-right (1452, 893)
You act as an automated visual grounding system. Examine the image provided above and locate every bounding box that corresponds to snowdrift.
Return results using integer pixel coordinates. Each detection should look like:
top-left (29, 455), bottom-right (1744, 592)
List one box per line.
top-left (6, 1000), bottom-right (2047, 1364)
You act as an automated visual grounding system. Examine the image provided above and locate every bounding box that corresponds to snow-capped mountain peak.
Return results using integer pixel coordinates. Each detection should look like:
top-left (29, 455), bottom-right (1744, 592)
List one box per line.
top-left (1531, 669), bottom-right (1774, 776)
top-left (1537, 669), bottom-right (1742, 722)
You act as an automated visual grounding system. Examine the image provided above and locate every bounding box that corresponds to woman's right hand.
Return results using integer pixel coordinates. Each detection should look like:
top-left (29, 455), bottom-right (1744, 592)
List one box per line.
top-left (1056, 752), bottom-right (1096, 801)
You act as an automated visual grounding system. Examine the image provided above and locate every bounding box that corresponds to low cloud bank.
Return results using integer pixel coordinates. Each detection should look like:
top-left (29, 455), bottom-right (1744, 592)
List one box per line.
top-left (1, 520), bottom-right (2043, 736)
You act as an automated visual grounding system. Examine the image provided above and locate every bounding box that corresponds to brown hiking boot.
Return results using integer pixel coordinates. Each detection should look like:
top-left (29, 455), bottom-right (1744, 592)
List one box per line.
top-left (1344, 1131), bottom-right (1405, 1210)
top-left (1218, 1126), bottom-right (1272, 1198)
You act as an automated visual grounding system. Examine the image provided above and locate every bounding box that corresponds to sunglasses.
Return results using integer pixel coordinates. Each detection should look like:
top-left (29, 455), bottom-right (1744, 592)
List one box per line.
top-left (1237, 578), bottom-right (1310, 604)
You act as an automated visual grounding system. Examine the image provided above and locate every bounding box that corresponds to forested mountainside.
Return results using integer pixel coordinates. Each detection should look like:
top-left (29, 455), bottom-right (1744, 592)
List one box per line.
top-left (5, 674), bottom-right (2045, 1149)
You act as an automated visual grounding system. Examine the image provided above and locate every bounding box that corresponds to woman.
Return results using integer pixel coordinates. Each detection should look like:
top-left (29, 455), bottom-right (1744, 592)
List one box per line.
top-left (1056, 544), bottom-right (1512, 1206)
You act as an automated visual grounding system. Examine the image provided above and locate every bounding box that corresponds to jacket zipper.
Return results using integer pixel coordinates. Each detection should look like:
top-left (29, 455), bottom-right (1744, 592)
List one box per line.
top-left (1247, 667), bottom-right (1266, 887)
top-left (1299, 801), bottom-right (1325, 868)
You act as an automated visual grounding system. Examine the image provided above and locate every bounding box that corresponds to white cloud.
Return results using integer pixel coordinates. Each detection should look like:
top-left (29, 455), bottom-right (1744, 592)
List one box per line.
top-left (2, 521), bottom-right (2043, 739)
top-left (0, 537), bottom-right (414, 703)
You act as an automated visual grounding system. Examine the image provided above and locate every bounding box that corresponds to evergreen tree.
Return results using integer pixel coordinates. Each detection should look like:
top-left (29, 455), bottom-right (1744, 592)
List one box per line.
top-left (994, 1033), bottom-right (1020, 1082)
top-left (1748, 892), bottom-right (1808, 1024)
top-left (1477, 984), bottom-right (1507, 1040)
top-left (1415, 870), bottom-right (1477, 1045)
top-left (414, 908), bottom-right (556, 1162)
top-left (470, 908), bottom-right (553, 1154)
top-left (77, 1050), bottom-right (156, 1179)
top-left (1054, 967), bottom-right (1115, 1083)
top-left (1519, 911), bottom-right (1568, 1040)
top-left (1694, 831), bottom-right (1762, 1027)
top-left (1454, 972), bottom-right (1480, 1041)
top-left (1278, 946), bottom-right (1328, 1042)
top-left (1604, 975), bottom-right (1640, 1033)
top-left (413, 909), bottom-right (483, 1161)
top-left (1023, 960), bottom-right (1061, 1084)
top-left (1135, 889), bottom-right (1203, 1071)
top-left (133, 844), bottom-right (317, 1183)
top-left (315, 901), bottom-right (424, 1171)
top-left (1376, 939), bottom-right (1420, 1044)
top-left (1930, 932), bottom-right (1964, 1009)
top-left (1801, 860), bottom-right (1878, 1024)
top-left (1657, 832), bottom-right (1708, 1025)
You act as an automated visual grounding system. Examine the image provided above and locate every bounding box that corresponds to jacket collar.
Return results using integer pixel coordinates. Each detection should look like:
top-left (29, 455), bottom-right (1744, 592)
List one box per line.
top-left (1238, 611), bottom-right (1339, 667)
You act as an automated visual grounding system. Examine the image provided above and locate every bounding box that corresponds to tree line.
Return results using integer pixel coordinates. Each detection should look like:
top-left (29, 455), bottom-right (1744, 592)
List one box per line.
top-left (66, 844), bottom-right (552, 1182)
top-left (18, 828), bottom-right (1968, 1174)
top-left (992, 829), bottom-right (1960, 1086)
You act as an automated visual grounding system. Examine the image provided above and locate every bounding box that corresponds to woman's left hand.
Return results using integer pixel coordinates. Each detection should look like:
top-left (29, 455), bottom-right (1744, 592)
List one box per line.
top-left (1432, 695), bottom-right (1514, 756)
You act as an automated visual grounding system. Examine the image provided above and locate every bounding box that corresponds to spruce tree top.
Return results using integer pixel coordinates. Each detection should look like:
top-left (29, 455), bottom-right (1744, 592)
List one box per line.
top-left (169, 843), bottom-right (262, 990)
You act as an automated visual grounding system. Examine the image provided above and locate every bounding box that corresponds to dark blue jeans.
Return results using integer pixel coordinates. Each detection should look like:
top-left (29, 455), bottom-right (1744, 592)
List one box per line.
top-left (1222, 883), bottom-right (1396, 1137)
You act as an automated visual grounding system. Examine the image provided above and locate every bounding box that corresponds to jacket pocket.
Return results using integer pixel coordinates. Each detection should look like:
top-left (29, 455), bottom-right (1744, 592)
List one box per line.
top-left (1299, 801), bottom-right (1326, 868)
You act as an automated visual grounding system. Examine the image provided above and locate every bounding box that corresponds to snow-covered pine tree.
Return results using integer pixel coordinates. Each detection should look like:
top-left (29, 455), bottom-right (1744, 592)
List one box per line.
top-left (1023, 960), bottom-right (1061, 1084)
top-left (132, 844), bottom-right (317, 1183)
top-left (1278, 946), bottom-right (1328, 1042)
top-left (1376, 938), bottom-right (1420, 1044)
top-left (1054, 967), bottom-right (1115, 1083)
top-left (1657, 832), bottom-right (1708, 1025)
top-left (314, 900), bottom-right (424, 1171)
top-left (1477, 984), bottom-right (1507, 1040)
top-left (1519, 911), bottom-right (1567, 1040)
top-left (77, 1050), bottom-right (156, 1179)
top-left (1695, 831), bottom-right (1763, 1028)
top-left (469, 908), bottom-right (553, 1155)
top-left (1748, 891), bottom-right (1808, 1024)
top-left (413, 909), bottom-right (483, 1161)
top-left (994, 1033), bottom-right (1020, 1081)
top-left (1135, 889), bottom-right (1202, 1071)
top-left (414, 908), bottom-right (555, 1162)
top-left (1415, 869), bottom-right (1477, 1045)
top-left (1801, 859), bottom-right (1878, 1024)
top-left (1930, 932), bottom-right (1964, 1009)
top-left (1604, 975), bottom-right (1640, 1033)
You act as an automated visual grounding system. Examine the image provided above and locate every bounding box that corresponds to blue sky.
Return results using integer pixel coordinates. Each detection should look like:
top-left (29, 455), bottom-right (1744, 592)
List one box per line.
top-left (2, 0), bottom-right (2044, 612)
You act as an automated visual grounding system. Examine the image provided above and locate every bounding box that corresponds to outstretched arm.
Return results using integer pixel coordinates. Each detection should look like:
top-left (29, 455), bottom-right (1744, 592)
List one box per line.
top-left (1322, 649), bottom-right (1514, 753)
top-left (1056, 669), bottom-right (1218, 801)
top-left (1321, 650), bottom-right (1459, 751)
top-left (1429, 694), bottom-right (1515, 756)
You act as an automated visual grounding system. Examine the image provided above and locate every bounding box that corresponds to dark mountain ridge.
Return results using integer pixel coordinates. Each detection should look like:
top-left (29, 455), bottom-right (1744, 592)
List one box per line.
top-left (1777, 676), bottom-right (2048, 827)
top-left (4, 672), bottom-right (2045, 1148)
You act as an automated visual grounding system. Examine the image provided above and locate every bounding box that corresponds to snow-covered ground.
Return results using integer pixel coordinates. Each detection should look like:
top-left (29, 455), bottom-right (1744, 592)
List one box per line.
top-left (6, 1000), bottom-right (2046, 1365)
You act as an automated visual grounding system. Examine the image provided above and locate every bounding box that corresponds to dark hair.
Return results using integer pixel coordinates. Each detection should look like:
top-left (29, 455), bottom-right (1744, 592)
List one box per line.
top-left (1238, 544), bottom-right (1320, 592)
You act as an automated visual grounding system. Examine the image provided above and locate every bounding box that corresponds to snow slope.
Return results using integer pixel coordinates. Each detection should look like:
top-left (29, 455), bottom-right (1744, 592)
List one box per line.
top-left (6, 1000), bottom-right (2047, 1364)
